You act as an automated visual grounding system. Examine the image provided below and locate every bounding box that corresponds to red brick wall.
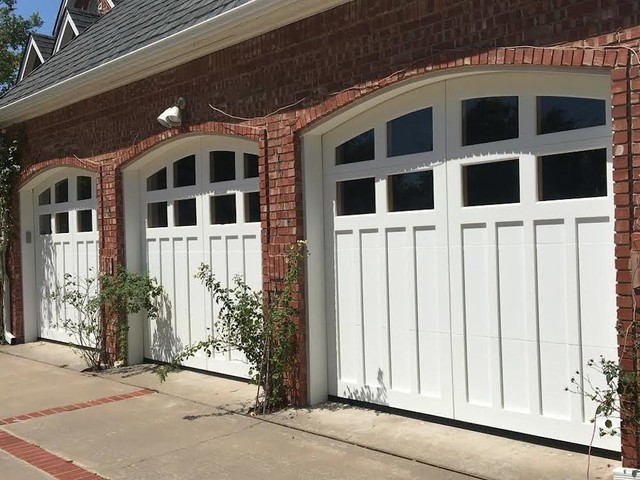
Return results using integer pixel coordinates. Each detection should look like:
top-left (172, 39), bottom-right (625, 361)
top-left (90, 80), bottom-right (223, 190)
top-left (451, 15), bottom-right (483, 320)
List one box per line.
top-left (8, 0), bottom-right (640, 466)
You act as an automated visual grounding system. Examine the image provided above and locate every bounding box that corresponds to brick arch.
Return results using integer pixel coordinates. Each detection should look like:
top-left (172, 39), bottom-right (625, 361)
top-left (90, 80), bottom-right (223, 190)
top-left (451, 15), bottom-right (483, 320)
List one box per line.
top-left (111, 122), bottom-right (264, 171)
top-left (293, 45), bottom-right (626, 132)
top-left (18, 158), bottom-right (99, 191)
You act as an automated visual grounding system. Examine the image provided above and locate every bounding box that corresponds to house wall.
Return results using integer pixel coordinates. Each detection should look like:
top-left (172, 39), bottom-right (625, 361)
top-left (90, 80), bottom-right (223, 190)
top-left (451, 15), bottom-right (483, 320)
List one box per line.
top-left (8, 0), bottom-right (640, 466)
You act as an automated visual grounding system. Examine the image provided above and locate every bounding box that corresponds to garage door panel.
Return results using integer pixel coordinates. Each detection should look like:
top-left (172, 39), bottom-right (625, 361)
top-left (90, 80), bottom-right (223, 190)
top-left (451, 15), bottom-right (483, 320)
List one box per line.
top-left (501, 338), bottom-right (532, 414)
top-left (415, 228), bottom-right (447, 334)
top-left (535, 221), bottom-right (569, 345)
top-left (141, 138), bottom-right (259, 379)
top-left (497, 223), bottom-right (528, 341)
top-left (577, 218), bottom-right (616, 347)
top-left (461, 225), bottom-right (492, 339)
top-left (539, 341), bottom-right (574, 420)
top-left (361, 229), bottom-right (386, 387)
top-left (243, 235), bottom-right (261, 289)
top-left (386, 228), bottom-right (418, 393)
top-left (324, 72), bottom-right (616, 449)
top-left (335, 229), bottom-right (362, 384)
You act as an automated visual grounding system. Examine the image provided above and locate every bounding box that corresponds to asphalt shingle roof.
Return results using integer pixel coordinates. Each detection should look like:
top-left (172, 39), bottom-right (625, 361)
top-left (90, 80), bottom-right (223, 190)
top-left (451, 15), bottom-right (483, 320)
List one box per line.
top-left (67, 8), bottom-right (101, 34)
top-left (0, 0), bottom-right (250, 107)
top-left (32, 34), bottom-right (55, 61)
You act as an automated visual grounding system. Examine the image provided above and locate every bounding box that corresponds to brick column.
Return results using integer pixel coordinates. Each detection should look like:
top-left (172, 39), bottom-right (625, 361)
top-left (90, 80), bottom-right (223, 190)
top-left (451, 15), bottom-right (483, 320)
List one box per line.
top-left (262, 117), bottom-right (307, 405)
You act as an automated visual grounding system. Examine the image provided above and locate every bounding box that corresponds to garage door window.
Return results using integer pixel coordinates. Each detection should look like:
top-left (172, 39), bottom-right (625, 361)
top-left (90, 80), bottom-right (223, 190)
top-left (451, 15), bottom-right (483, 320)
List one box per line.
top-left (38, 188), bottom-right (51, 206)
top-left (77, 176), bottom-right (93, 200)
top-left (337, 177), bottom-right (376, 216)
top-left (245, 192), bottom-right (260, 223)
top-left (147, 168), bottom-right (167, 191)
top-left (244, 154), bottom-right (259, 178)
top-left (55, 212), bottom-right (69, 233)
top-left (537, 96), bottom-right (606, 135)
top-left (539, 148), bottom-right (607, 201)
top-left (464, 159), bottom-right (520, 206)
top-left (173, 155), bottom-right (196, 188)
top-left (336, 129), bottom-right (375, 165)
top-left (39, 214), bottom-right (52, 235)
top-left (389, 171), bottom-right (434, 211)
top-left (174, 198), bottom-right (197, 226)
top-left (211, 194), bottom-right (237, 224)
top-left (210, 151), bottom-right (236, 182)
top-left (55, 179), bottom-right (69, 203)
top-left (462, 96), bottom-right (519, 146)
top-left (387, 108), bottom-right (434, 157)
top-left (148, 202), bottom-right (168, 228)
top-left (77, 210), bottom-right (93, 232)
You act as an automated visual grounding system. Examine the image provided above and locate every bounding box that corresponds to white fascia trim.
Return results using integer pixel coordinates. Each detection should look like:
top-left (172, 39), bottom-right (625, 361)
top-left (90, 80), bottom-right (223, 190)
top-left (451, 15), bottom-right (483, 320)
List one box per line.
top-left (18, 38), bottom-right (45, 82)
top-left (107, 0), bottom-right (115, 7)
top-left (53, 12), bottom-right (79, 53)
top-left (0, 0), bottom-right (352, 127)
top-left (614, 467), bottom-right (640, 479)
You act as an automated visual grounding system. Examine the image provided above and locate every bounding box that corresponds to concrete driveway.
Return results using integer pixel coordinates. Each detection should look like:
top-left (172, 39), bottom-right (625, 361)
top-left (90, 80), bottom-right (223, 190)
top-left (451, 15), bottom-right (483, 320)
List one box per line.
top-left (0, 342), bottom-right (620, 479)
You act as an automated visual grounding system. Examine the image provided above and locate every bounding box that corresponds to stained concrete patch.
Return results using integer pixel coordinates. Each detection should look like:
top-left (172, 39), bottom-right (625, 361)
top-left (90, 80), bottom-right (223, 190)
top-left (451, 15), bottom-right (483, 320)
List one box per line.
top-left (0, 450), bottom-right (52, 480)
top-left (0, 352), bottom-right (136, 418)
top-left (267, 403), bottom-right (620, 480)
top-left (5, 391), bottom-right (469, 480)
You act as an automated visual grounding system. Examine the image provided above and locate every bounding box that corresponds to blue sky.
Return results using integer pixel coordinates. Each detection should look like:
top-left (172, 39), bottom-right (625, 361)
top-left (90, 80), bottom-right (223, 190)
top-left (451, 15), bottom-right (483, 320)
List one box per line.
top-left (15, 0), bottom-right (60, 34)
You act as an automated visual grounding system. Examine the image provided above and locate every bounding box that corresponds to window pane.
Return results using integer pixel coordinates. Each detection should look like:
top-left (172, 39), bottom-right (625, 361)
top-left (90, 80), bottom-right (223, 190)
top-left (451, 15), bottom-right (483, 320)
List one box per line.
top-left (173, 155), bottom-right (196, 188)
top-left (463, 96), bottom-right (519, 146)
top-left (146, 168), bottom-right (167, 191)
top-left (77, 210), bottom-right (93, 232)
top-left (337, 178), bottom-right (376, 216)
top-left (389, 171), bottom-right (434, 212)
top-left (387, 108), bottom-right (433, 157)
top-left (211, 195), bottom-right (237, 224)
top-left (210, 151), bottom-right (236, 183)
top-left (39, 214), bottom-right (52, 235)
top-left (245, 192), bottom-right (260, 223)
top-left (147, 202), bottom-right (168, 228)
top-left (55, 179), bottom-right (69, 203)
top-left (77, 176), bottom-right (92, 200)
top-left (174, 198), bottom-right (197, 226)
top-left (336, 129), bottom-right (375, 165)
top-left (38, 188), bottom-right (51, 206)
top-left (538, 96), bottom-right (606, 134)
top-left (244, 154), bottom-right (259, 179)
top-left (539, 149), bottom-right (607, 201)
top-left (464, 160), bottom-right (520, 206)
top-left (55, 212), bottom-right (69, 233)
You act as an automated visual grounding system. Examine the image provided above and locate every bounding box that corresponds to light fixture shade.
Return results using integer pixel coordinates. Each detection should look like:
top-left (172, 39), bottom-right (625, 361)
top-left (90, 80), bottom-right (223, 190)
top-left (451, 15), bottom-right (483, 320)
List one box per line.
top-left (157, 106), bottom-right (182, 128)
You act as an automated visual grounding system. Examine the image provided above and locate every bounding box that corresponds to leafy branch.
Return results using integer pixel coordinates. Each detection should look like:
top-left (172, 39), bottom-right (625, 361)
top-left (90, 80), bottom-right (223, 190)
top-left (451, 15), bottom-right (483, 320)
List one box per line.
top-left (158, 240), bottom-right (307, 413)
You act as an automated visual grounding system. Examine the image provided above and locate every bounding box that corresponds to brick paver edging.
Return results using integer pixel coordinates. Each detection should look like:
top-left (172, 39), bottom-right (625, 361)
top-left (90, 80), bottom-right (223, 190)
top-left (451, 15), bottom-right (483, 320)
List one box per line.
top-left (0, 388), bottom-right (155, 479)
top-left (0, 429), bottom-right (105, 480)
top-left (0, 388), bottom-right (155, 426)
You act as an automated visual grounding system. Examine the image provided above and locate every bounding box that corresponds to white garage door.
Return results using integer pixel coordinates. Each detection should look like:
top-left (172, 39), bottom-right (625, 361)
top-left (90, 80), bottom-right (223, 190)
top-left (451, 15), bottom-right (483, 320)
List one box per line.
top-left (323, 72), bottom-right (617, 449)
top-left (35, 171), bottom-right (98, 343)
top-left (141, 137), bottom-right (261, 378)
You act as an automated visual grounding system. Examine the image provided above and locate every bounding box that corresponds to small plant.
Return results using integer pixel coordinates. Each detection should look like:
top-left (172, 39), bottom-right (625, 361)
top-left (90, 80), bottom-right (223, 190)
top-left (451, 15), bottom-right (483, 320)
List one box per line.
top-left (52, 268), bottom-right (163, 370)
top-left (568, 356), bottom-right (632, 438)
top-left (51, 273), bottom-right (104, 369)
top-left (100, 266), bottom-right (164, 365)
top-left (158, 241), bottom-right (306, 413)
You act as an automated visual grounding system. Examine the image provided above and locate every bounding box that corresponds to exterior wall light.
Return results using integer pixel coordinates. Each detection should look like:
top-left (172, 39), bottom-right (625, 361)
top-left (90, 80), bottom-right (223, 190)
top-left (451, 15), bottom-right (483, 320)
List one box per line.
top-left (157, 97), bottom-right (187, 128)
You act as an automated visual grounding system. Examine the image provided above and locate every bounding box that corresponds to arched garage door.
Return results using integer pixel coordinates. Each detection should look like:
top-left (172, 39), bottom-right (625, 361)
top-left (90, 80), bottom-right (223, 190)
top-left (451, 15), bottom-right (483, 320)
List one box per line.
top-left (33, 170), bottom-right (98, 343)
top-left (139, 137), bottom-right (261, 378)
top-left (323, 72), bottom-right (617, 449)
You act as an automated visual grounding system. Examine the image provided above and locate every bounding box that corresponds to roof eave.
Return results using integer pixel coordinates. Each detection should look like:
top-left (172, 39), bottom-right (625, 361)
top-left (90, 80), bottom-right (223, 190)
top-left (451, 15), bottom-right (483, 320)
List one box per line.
top-left (0, 0), bottom-right (351, 127)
